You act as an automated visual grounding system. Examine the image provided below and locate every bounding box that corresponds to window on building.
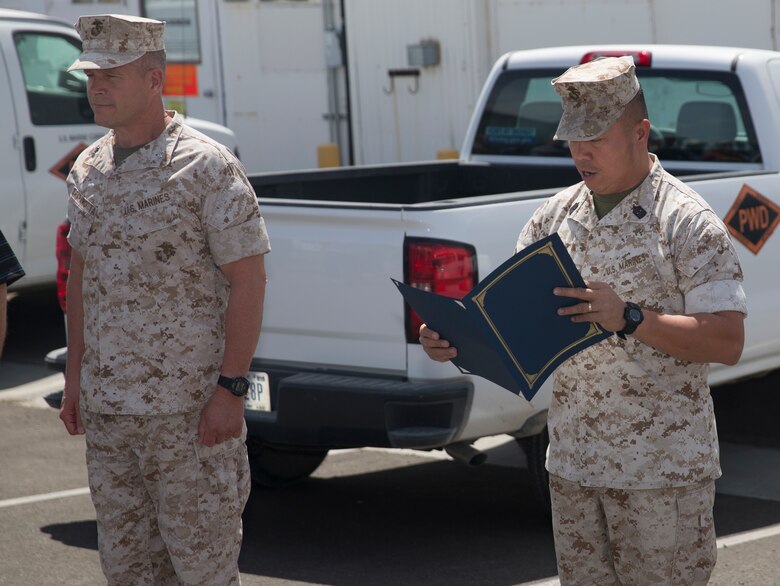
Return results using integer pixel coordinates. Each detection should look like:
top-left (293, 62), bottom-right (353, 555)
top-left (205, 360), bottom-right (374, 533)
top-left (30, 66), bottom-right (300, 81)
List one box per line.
top-left (142, 0), bottom-right (201, 63)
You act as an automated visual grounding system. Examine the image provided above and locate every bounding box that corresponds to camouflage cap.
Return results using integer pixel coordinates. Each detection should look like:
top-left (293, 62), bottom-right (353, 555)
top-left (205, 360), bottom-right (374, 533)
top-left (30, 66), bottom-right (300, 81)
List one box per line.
top-left (68, 14), bottom-right (165, 72)
top-left (552, 56), bottom-right (640, 141)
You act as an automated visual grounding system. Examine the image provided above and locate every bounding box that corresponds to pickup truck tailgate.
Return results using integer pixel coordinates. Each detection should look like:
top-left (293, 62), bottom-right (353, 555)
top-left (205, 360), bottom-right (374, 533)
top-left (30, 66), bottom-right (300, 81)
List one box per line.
top-left (256, 203), bottom-right (407, 374)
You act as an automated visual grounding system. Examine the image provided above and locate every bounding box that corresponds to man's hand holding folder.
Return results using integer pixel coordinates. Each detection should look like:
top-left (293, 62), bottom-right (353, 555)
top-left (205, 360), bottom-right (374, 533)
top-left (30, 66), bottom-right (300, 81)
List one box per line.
top-left (394, 233), bottom-right (613, 401)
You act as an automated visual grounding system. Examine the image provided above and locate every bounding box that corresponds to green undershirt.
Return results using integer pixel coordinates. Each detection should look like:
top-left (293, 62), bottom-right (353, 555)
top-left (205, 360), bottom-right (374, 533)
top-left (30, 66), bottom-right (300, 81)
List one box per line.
top-left (592, 180), bottom-right (644, 220)
top-left (113, 144), bottom-right (145, 167)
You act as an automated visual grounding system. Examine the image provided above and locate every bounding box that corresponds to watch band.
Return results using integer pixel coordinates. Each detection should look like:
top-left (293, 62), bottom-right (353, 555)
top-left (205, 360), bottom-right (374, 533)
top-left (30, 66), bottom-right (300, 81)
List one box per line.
top-left (617, 301), bottom-right (644, 340)
top-left (217, 374), bottom-right (250, 397)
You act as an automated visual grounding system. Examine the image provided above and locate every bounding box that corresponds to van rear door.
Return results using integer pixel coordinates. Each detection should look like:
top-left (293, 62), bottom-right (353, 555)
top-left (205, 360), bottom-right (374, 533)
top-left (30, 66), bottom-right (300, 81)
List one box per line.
top-left (0, 40), bottom-right (25, 273)
top-left (2, 20), bottom-right (106, 286)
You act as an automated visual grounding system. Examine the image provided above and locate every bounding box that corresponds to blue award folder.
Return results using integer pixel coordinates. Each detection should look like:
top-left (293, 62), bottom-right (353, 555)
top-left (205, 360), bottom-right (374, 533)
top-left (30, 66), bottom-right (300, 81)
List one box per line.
top-left (393, 233), bottom-right (612, 400)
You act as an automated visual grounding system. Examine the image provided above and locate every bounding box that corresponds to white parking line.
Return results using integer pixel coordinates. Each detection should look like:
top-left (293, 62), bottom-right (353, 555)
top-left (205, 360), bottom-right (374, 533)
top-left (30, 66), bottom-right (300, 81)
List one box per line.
top-left (716, 522), bottom-right (780, 548)
top-left (0, 487), bottom-right (90, 510)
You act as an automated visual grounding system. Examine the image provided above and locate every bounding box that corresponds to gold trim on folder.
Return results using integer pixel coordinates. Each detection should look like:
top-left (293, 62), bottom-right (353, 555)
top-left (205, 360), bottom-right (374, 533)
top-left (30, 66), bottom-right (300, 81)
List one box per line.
top-left (470, 241), bottom-right (605, 387)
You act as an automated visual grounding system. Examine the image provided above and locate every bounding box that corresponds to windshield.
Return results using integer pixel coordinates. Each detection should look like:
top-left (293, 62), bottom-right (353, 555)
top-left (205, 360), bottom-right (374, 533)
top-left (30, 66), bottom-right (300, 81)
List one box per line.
top-left (472, 68), bottom-right (761, 165)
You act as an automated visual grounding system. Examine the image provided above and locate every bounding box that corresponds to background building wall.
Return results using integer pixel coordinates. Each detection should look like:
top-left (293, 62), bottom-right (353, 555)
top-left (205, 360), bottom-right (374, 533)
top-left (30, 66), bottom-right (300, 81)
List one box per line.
top-left (343, 0), bottom-right (492, 165)
top-left (5, 0), bottom-right (780, 170)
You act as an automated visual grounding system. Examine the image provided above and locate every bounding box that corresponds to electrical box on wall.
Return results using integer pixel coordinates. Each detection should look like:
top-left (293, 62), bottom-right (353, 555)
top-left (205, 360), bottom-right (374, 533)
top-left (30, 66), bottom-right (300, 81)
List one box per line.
top-left (407, 39), bottom-right (440, 68)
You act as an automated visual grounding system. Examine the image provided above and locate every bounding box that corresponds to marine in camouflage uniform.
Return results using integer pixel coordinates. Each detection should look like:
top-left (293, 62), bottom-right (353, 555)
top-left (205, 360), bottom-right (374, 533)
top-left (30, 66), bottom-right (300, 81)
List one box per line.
top-left (516, 152), bottom-right (744, 584)
top-left (62, 14), bottom-right (269, 585)
top-left (515, 57), bottom-right (747, 585)
top-left (419, 56), bottom-right (746, 585)
top-left (67, 113), bottom-right (269, 416)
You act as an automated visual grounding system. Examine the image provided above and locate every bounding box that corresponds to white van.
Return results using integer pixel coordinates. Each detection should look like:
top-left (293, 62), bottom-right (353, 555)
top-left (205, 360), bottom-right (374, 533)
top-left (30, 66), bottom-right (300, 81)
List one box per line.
top-left (0, 8), bottom-right (238, 290)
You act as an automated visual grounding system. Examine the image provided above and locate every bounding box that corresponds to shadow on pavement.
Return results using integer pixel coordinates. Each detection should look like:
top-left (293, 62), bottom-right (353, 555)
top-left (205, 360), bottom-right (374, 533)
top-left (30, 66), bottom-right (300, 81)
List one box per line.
top-left (240, 457), bottom-right (558, 586)
top-left (41, 520), bottom-right (98, 551)
top-left (238, 448), bottom-right (780, 586)
top-left (714, 493), bottom-right (780, 536)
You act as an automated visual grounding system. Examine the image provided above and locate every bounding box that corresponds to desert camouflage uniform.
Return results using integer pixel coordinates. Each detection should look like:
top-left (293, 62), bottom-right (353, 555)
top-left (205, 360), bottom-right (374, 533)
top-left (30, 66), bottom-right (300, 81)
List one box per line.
top-left (516, 155), bottom-right (746, 584)
top-left (68, 112), bottom-right (269, 415)
top-left (68, 112), bottom-right (269, 585)
top-left (82, 409), bottom-right (251, 585)
top-left (549, 475), bottom-right (716, 585)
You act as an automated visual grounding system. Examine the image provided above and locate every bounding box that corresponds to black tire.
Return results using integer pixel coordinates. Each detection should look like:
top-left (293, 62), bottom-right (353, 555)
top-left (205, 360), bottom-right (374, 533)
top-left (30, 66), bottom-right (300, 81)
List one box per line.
top-left (519, 427), bottom-right (551, 517)
top-left (246, 438), bottom-right (328, 488)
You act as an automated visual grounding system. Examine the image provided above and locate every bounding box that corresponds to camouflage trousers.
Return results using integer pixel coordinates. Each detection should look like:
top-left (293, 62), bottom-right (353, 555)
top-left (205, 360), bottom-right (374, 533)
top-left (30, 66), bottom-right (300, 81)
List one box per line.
top-left (549, 474), bottom-right (717, 585)
top-left (82, 408), bottom-right (251, 586)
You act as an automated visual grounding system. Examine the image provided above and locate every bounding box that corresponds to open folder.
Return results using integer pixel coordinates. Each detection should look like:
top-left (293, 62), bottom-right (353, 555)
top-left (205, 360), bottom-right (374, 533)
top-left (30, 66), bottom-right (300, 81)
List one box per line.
top-left (393, 233), bottom-right (612, 401)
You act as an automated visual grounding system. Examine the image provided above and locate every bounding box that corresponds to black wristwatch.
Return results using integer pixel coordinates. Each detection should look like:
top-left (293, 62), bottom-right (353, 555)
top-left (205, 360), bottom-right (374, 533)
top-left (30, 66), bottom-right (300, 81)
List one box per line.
top-left (617, 301), bottom-right (644, 340)
top-left (217, 374), bottom-right (251, 397)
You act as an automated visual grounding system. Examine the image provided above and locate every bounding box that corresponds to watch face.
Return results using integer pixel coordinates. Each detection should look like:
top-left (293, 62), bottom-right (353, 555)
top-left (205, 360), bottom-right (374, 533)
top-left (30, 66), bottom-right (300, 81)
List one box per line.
top-left (234, 377), bottom-right (250, 395)
top-left (629, 308), bottom-right (642, 322)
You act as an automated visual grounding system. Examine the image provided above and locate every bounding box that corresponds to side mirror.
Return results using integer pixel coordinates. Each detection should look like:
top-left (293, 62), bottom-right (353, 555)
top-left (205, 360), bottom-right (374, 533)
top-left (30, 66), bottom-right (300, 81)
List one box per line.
top-left (57, 70), bottom-right (86, 93)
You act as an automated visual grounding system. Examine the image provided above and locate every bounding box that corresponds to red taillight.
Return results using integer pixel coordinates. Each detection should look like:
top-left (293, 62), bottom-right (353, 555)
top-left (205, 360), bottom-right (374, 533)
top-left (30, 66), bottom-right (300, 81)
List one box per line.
top-left (580, 50), bottom-right (652, 67)
top-left (55, 220), bottom-right (71, 313)
top-left (404, 238), bottom-right (477, 343)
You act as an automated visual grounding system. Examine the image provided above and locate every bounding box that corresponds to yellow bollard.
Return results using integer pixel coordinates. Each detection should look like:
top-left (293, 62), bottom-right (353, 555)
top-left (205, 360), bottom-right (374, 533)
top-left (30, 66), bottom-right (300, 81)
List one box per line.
top-left (436, 148), bottom-right (459, 160)
top-left (317, 143), bottom-right (341, 168)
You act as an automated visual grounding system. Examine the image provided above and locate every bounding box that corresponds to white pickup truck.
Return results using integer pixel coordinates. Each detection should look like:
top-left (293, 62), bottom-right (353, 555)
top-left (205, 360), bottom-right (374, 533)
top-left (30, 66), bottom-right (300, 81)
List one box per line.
top-left (0, 8), bottom-right (237, 291)
top-left (239, 45), bottom-right (780, 506)
top-left (49, 44), bottom-right (780, 508)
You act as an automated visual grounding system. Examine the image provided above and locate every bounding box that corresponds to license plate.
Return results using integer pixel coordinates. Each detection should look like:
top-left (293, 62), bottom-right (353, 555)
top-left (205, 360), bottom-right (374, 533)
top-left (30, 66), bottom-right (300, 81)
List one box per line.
top-left (244, 371), bottom-right (271, 411)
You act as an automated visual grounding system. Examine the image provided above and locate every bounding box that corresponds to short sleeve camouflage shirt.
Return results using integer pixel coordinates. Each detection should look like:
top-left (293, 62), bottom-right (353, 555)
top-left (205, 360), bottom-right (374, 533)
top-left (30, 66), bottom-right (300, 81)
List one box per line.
top-left (67, 113), bottom-right (270, 415)
top-left (516, 155), bottom-right (747, 489)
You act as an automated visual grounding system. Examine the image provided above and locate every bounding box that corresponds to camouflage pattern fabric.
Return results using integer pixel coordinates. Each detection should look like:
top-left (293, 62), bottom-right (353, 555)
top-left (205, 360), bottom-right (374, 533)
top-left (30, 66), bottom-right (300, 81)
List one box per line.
top-left (516, 155), bottom-right (747, 489)
top-left (67, 112), bottom-right (270, 415)
top-left (82, 408), bottom-right (251, 585)
top-left (69, 14), bottom-right (165, 71)
top-left (553, 56), bottom-right (641, 141)
top-left (550, 474), bottom-right (717, 585)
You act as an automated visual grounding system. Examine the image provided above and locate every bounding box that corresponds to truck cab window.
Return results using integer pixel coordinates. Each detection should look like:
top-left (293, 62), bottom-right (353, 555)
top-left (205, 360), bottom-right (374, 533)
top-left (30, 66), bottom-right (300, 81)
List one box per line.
top-left (473, 68), bottom-right (761, 166)
top-left (641, 72), bottom-right (761, 164)
top-left (13, 32), bottom-right (94, 126)
top-left (473, 69), bottom-right (569, 158)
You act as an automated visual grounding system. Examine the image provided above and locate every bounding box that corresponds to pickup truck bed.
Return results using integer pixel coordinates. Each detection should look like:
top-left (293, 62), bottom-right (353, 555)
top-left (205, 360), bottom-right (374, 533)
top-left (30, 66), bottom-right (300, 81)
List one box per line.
top-left (249, 159), bottom-right (723, 205)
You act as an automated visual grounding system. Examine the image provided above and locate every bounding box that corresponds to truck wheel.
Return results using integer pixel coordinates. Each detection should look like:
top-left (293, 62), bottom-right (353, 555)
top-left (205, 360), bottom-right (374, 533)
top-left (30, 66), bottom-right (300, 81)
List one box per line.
top-left (519, 427), bottom-right (551, 517)
top-left (246, 438), bottom-right (328, 488)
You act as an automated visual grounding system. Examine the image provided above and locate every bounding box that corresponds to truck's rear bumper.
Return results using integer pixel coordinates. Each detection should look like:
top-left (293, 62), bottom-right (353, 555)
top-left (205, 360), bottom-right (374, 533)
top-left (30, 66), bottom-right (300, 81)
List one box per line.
top-left (244, 369), bottom-right (473, 450)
